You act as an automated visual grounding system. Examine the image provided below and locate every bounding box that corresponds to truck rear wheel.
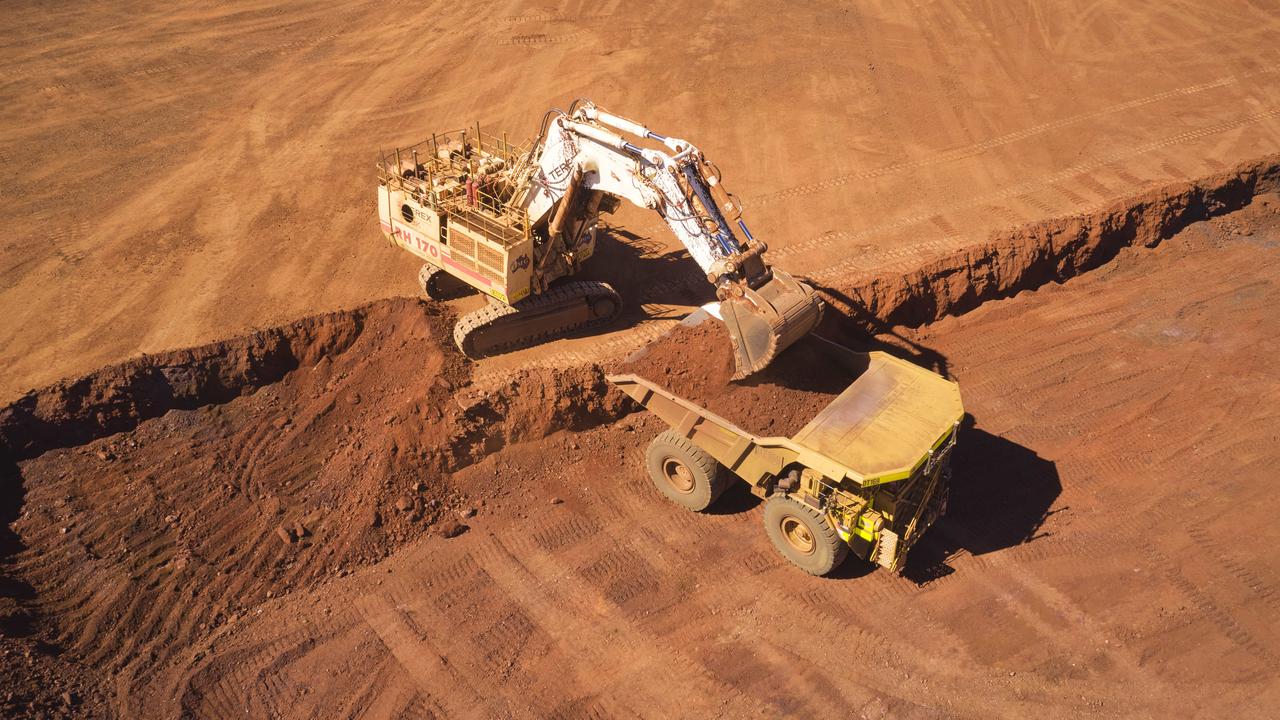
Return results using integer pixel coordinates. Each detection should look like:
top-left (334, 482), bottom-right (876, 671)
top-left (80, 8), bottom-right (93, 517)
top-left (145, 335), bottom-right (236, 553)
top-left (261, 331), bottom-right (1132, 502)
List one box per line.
top-left (645, 430), bottom-right (728, 512)
top-left (763, 496), bottom-right (848, 576)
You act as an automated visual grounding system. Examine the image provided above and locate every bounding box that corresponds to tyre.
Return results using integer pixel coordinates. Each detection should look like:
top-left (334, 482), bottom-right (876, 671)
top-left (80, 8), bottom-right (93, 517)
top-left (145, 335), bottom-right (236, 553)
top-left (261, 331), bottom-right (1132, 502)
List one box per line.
top-left (762, 495), bottom-right (848, 576)
top-left (590, 293), bottom-right (619, 320)
top-left (645, 430), bottom-right (729, 512)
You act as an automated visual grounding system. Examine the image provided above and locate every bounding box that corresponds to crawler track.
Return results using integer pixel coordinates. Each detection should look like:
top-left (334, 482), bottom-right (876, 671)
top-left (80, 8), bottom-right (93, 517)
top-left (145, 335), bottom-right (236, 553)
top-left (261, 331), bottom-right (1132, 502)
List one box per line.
top-left (453, 280), bottom-right (620, 357)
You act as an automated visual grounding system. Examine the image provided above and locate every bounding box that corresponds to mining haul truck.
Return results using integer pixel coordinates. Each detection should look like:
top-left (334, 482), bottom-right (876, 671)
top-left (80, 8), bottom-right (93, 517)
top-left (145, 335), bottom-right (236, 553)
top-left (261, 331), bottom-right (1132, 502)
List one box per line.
top-left (610, 349), bottom-right (963, 576)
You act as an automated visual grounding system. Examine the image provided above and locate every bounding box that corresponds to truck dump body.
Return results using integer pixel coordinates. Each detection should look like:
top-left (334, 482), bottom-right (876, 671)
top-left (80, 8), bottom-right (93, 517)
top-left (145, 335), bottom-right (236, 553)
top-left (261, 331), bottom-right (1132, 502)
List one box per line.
top-left (793, 353), bottom-right (964, 485)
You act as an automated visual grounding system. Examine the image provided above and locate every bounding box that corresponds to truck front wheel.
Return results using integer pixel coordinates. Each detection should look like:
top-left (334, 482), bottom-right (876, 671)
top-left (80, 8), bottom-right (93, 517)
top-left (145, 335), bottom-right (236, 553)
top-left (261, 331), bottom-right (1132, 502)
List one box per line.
top-left (763, 496), bottom-right (848, 576)
top-left (645, 430), bottom-right (728, 512)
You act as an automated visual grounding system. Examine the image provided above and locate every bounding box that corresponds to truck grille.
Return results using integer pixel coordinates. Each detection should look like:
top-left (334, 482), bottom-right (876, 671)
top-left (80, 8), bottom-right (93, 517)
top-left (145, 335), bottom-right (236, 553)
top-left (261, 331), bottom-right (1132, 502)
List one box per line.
top-left (891, 425), bottom-right (957, 549)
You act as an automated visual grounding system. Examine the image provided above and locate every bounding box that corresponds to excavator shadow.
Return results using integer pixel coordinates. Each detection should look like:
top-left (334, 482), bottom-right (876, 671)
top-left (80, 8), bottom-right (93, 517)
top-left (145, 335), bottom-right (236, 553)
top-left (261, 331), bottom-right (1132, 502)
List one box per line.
top-left (576, 224), bottom-right (714, 328)
top-left (729, 282), bottom-right (948, 396)
top-left (805, 282), bottom-right (951, 379)
top-left (440, 224), bottom-right (709, 352)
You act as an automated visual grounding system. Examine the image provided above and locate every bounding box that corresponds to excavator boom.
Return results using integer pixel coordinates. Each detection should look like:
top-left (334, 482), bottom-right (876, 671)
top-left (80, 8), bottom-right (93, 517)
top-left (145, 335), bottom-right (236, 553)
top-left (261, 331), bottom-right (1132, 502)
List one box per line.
top-left (527, 101), bottom-right (824, 376)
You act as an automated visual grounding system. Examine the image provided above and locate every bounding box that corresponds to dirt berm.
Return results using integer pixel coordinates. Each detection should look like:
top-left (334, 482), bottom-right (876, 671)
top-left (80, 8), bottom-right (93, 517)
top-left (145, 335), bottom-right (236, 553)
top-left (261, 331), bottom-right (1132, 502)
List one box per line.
top-left (0, 298), bottom-right (626, 716)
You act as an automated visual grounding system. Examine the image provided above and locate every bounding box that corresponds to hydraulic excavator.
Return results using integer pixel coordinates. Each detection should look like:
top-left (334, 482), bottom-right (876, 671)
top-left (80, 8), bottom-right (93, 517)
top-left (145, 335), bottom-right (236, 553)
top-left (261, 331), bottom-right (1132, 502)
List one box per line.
top-left (376, 100), bottom-right (823, 377)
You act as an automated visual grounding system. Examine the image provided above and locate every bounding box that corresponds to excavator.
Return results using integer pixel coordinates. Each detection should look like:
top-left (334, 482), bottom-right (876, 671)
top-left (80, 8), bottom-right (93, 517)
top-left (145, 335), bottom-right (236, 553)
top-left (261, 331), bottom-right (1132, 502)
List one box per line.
top-left (376, 100), bottom-right (823, 377)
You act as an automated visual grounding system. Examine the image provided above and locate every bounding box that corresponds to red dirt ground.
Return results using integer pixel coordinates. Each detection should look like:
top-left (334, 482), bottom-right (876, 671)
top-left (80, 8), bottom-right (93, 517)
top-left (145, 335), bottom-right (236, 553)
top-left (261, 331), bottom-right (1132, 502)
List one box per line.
top-left (4, 0), bottom-right (1280, 398)
top-left (0, 298), bottom-right (625, 717)
top-left (2, 196), bottom-right (1279, 717)
top-left (5, 3), bottom-right (1280, 715)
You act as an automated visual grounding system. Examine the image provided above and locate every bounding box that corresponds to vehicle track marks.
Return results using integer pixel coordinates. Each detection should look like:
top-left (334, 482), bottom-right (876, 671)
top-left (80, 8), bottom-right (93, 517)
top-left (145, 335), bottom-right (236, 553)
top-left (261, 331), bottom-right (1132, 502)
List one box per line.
top-left (1142, 543), bottom-right (1280, 670)
top-left (749, 62), bottom-right (1280, 209)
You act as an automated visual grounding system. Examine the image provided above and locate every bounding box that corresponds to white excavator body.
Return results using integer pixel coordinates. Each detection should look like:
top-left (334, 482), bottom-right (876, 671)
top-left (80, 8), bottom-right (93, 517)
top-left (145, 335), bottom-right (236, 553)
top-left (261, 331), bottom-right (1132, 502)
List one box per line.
top-left (376, 100), bottom-right (823, 377)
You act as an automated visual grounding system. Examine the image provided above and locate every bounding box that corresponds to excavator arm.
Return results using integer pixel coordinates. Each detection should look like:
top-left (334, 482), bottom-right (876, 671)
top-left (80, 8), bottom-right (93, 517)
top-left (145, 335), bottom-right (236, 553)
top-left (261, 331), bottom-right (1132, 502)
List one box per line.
top-left (524, 101), bottom-right (824, 377)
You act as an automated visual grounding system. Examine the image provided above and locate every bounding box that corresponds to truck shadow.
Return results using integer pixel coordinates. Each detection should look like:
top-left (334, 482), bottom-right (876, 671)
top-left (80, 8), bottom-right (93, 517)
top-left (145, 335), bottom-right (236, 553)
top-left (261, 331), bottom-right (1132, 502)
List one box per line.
top-left (705, 482), bottom-right (763, 515)
top-left (899, 414), bottom-right (1061, 585)
top-left (708, 412), bottom-right (1061, 584)
top-left (783, 286), bottom-right (1061, 581)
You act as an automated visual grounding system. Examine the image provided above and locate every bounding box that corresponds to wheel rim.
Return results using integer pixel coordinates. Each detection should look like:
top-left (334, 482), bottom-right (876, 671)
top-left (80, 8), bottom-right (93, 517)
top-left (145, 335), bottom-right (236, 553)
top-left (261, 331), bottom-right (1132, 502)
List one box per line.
top-left (780, 516), bottom-right (816, 555)
top-left (662, 458), bottom-right (696, 494)
top-left (591, 296), bottom-right (617, 319)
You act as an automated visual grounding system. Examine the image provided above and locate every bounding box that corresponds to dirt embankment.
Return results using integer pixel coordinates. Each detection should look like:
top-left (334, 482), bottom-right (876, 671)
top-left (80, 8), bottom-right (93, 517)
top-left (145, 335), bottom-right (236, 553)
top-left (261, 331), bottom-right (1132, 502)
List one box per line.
top-left (0, 298), bottom-right (625, 718)
top-left (0, 308), bottom-right (369, 463)
top-left (815, 154), bottom-right (1280, 330)
top-left (0, 298), bottom-right (626, 471)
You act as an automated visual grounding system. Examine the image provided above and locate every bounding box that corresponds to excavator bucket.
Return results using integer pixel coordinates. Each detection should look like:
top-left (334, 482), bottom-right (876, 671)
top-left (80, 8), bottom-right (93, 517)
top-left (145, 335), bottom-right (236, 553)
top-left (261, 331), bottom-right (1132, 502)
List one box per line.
top-left (719, 269), bottom-right (824, 378)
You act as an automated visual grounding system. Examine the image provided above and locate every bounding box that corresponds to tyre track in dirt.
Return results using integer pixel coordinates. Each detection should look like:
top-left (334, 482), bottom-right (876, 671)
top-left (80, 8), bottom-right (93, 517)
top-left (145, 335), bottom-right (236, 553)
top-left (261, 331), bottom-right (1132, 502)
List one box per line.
top-left (566, 461), bottom-right (978, 690)
top-left (747, 59), bottom-right (1280, 210)
top-left (794, 118), bottom-right (1280, 282)
top-left (0, 289), bottom-right (651, 715)
top-left (7, 197), bottom-right (1280, 715)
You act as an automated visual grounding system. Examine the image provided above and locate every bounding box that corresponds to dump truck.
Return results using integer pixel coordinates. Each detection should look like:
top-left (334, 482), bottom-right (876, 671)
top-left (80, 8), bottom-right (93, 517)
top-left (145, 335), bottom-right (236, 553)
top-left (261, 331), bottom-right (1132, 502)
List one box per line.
top-left (608, 351), bottom-right (963, 575)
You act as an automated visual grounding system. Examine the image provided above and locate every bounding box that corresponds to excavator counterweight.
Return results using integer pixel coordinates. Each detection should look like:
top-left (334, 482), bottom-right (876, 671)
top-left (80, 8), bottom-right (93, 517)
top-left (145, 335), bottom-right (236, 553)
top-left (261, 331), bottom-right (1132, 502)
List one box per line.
top-left (375, 100), bottom-right (823, 377)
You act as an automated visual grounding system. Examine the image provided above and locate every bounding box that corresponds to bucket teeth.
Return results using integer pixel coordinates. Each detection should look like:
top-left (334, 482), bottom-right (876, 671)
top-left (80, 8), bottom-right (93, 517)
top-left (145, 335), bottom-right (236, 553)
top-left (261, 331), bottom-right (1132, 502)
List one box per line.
top-left (720, 270), bottom-right (824, 378)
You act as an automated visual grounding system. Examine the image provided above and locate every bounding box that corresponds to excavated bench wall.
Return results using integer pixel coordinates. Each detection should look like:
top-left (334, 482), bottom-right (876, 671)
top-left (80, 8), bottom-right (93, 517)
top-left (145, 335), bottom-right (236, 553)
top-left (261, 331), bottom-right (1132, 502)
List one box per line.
top-left (0, 155), bottom-right (1274, 466)
top-left (0, 308), bottom-right (367, 463)
top-left (819, 154), bottom-right (1280, 329)
top-left (2, 154), bottom-right (1278, 467)
top-left (0, 300), bottom-right (622, 467)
